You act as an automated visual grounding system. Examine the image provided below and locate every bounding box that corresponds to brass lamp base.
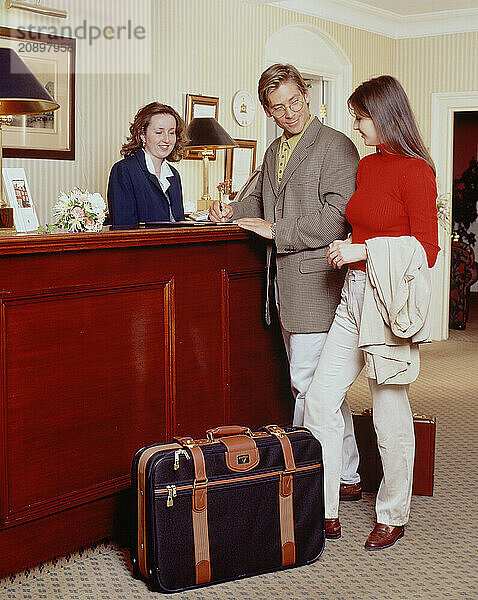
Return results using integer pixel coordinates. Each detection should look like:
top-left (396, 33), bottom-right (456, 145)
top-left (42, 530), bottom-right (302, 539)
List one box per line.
top-left (197, 193), bottom-right (212, 212)
top-left (0, 207), bottom-right (14, 228)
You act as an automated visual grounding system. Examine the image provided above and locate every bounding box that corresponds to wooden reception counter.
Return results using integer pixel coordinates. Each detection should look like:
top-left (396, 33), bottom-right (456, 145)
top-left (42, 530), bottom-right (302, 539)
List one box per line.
top-left (0, 225), bottom-right (291, 577)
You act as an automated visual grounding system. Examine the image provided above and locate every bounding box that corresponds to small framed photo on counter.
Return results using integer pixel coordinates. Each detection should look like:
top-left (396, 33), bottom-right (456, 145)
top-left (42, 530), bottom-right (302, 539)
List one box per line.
top-left (2, 168), bottom-right (39, 231)
top-left (225, 139), bottom-right (257, 197)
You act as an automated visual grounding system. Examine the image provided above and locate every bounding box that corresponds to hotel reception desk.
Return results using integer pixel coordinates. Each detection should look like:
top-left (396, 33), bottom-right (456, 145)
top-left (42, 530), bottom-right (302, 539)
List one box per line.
top-left (0, 226), bottom-right (291, 577)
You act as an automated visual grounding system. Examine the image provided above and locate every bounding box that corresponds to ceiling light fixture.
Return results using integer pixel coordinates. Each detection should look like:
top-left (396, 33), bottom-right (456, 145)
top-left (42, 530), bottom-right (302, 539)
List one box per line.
top-left (5, 0), bottom-right (68, 19)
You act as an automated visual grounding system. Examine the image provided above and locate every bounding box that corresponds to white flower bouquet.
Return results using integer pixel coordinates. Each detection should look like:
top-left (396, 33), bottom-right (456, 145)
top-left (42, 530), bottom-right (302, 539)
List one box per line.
top-left (53, 187), bottom-right (106, 232)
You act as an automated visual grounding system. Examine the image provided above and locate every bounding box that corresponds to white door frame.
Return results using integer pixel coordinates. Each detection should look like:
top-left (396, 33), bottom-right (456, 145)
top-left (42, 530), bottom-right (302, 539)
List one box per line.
top-left (430, 91), bottom-right (478, 340)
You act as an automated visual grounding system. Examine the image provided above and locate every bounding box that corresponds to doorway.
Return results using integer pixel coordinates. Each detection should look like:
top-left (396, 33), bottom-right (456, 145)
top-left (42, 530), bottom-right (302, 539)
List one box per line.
top-left (449, 110), bottom-right (478, 329)
top-left (453, 110), bottom-right (478, 280)
top-left (431, 92), bottom-right (478, 339)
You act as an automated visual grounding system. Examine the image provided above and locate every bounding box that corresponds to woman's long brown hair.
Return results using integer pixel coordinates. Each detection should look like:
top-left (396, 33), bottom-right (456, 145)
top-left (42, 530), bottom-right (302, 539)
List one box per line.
top-left (348, 75), bottom-right (435, 173)
top-left (120, 102), bottom-right (187, 162)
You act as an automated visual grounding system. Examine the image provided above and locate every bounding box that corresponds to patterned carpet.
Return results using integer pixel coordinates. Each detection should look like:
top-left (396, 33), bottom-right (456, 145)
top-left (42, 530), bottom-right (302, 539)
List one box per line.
top-left (1, 297), bottom-right (477, 600)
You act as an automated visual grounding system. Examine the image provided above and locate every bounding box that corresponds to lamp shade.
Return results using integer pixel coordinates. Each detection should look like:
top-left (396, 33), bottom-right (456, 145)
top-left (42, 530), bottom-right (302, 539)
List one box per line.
top-left (0, 48), bottom-right (60, 115)
top-left (186, 117), bottom-right (237, 150)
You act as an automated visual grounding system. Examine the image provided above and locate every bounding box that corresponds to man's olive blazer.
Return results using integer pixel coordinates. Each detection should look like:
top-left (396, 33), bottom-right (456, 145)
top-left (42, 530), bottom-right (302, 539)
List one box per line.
top-left (231, 117), bottom-right (359, 333)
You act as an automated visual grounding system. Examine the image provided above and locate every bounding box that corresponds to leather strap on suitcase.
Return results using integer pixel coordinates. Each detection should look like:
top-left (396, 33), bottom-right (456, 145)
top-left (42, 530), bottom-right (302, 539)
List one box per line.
top-left (175, 437), bottom-right (211, 585)
top-left (263, 425), bottom-right (296, 566)
top-left (175, 424), bottom-right (300, 583)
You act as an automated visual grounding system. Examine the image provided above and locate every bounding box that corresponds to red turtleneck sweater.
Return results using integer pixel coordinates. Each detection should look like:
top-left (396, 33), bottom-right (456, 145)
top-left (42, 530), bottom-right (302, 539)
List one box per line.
top-left (345, 148), bottom-right (440, 271)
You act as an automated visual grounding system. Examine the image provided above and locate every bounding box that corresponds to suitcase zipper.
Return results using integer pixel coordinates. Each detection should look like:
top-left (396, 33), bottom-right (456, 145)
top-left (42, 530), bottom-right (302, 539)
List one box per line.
top-left (155, 462), bottom-right (321, 508)
top-left (166, 485), bottom-right (177, 507)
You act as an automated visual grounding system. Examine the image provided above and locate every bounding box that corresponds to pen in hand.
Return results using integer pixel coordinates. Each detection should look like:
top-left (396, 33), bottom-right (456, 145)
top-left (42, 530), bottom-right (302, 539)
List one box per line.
top-left (217, 179), bottom-right (231, 220)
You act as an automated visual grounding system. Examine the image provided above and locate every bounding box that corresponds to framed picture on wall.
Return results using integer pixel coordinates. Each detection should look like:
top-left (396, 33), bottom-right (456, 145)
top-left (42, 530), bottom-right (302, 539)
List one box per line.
top-left (184, 93), bottom-right (219, 160)
top-left (185, 93), bottom-right (219, 123)
top-left (224, 139), bottom-right (257, 196)
top-left (0, 26), bottom-right (76, 160)
top-left (2, 167), bottom-right (39, 231)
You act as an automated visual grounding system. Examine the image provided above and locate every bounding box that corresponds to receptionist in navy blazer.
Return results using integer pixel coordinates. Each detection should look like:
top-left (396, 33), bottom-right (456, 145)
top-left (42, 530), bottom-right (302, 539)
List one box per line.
top-left (107, 102), bottom-right (187, 228)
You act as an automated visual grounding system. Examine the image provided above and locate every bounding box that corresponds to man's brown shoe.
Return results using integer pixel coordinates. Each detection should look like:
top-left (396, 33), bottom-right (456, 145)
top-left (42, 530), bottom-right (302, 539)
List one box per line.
top-left (364, 523), bottom-right (404, 550)
top-left (325, 518), bottom-right (341, 539)
top-left (339, 482), bottom-right (362, 501)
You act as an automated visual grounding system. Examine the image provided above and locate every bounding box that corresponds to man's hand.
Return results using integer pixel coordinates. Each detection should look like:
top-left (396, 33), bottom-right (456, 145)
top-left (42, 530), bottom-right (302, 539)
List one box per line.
top-left (209, 200), bottom-right (234, 223)
top-left (235, 218), bottom-right (273, 239)
top-left (327, 238), bottom-right (366, 269)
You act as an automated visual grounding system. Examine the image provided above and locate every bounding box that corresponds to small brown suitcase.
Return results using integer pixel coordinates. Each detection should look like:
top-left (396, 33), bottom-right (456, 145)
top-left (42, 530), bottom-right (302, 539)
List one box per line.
top-left (352, 410), bottom-right (436, 496)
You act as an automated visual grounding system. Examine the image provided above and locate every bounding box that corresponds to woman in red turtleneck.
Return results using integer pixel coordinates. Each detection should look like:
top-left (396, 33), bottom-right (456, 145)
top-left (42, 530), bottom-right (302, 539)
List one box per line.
top-left (304, 76), bottom-right (439, 550)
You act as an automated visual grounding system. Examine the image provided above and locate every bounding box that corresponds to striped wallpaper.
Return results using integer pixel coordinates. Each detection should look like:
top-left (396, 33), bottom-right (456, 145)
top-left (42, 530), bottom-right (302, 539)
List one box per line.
top-left (396, 31), bottom-right (478, 150)
top-left (1, 0), bottom-right (476, 223)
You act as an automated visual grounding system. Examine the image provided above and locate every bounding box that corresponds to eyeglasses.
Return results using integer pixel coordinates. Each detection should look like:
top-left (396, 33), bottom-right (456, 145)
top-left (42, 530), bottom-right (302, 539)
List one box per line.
top-left (269, 98), bottom-right (304, 118)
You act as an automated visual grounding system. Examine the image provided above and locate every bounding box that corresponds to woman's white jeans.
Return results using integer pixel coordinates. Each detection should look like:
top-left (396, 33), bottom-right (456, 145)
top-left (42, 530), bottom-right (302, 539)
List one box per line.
top-left (304, 269), bottom-right (415, 525)
top-left (275, 279), bottom-right (360, 485)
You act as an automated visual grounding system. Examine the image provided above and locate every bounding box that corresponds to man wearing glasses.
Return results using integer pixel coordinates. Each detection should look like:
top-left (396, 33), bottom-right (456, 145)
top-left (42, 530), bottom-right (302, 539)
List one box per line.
top-left (209, 64), bottom-right (361, 509)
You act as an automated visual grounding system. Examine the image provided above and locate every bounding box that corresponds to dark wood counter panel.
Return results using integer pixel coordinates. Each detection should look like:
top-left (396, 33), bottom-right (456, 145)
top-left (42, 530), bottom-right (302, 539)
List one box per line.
top-left (0, 224), bottom-right (248, 254)
top-left (0, 227), bottom-right (291, 577)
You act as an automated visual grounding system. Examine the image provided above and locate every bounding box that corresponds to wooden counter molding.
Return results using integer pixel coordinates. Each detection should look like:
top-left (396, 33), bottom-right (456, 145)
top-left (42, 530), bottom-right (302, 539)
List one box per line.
top-left (0, 226), bottom-right (291, 577)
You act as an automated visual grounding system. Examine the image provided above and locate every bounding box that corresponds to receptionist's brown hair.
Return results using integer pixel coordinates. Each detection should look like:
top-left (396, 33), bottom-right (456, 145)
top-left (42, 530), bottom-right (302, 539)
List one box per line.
top-left (120, 102), bottom-right (188, 162)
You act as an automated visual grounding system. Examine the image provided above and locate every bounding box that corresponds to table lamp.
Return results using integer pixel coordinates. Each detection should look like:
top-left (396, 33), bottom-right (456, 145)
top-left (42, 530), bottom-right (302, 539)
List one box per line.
top-left (0, 47), bottom-right (60, 227)
top-left (186, 117), bottom-right (237, 209)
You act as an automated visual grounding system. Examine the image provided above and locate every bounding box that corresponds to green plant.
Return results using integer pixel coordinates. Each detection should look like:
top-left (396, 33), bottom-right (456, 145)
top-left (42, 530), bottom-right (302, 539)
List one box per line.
top-left (452, 156), bottom-right (478, 246)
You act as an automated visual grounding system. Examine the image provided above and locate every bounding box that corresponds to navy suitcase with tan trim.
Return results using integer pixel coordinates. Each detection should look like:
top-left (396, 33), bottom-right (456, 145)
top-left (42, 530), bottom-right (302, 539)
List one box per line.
top-left (131, 425), bottom-right (325, 592)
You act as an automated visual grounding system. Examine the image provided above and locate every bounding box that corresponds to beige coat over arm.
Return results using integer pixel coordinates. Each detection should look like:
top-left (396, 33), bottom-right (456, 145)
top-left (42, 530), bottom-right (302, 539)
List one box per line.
top-left (230, 117), bottom-right (359, 333)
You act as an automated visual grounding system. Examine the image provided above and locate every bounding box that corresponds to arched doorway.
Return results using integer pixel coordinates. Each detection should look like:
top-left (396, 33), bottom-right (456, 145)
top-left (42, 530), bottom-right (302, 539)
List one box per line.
top-left (264, 24), bottom-right (352, 136)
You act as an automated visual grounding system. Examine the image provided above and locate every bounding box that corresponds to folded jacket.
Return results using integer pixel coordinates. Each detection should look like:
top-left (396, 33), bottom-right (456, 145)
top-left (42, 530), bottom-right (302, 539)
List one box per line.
top-left (358, 236), bottom-right (432, 384)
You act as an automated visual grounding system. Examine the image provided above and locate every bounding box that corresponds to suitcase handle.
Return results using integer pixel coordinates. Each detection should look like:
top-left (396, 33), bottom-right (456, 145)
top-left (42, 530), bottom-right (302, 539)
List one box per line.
top-left (206, 425), bottom-right (252, 441)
